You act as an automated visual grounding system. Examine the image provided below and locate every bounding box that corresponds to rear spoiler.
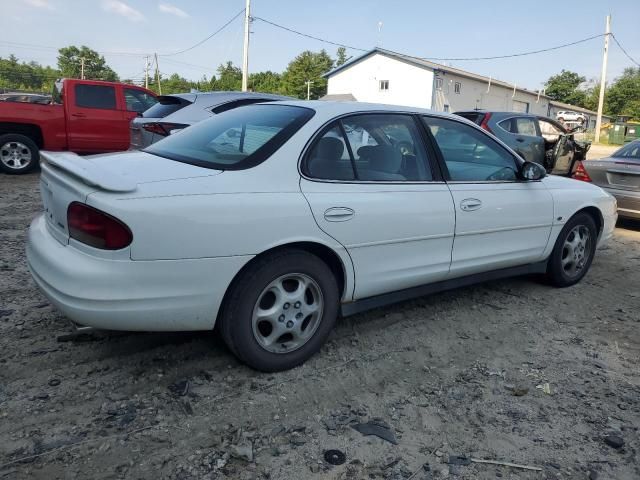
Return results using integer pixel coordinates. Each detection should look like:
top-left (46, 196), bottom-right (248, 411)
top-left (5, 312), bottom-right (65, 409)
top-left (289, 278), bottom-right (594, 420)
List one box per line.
top-left (40, 151), bottom-right (137, 193)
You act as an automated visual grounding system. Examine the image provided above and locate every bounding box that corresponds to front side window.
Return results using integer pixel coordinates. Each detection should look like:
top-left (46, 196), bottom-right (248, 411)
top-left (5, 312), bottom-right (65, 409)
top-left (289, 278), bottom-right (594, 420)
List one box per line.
top-left (124, 88), bottom-right (157, 113)
top-left (304, 114), bottom-right (432, 182)
top-left (75, 84), bottom-right (116, 109)
top-left (424, 116), bottom-right (519, 182)
top-left (145, 104), bottom-right (314, 170)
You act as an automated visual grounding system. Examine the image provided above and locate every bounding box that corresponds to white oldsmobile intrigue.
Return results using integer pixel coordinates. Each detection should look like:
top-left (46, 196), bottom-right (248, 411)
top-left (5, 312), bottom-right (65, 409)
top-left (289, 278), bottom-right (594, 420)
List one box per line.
top-left (27, 101), bottom-right (617, 371)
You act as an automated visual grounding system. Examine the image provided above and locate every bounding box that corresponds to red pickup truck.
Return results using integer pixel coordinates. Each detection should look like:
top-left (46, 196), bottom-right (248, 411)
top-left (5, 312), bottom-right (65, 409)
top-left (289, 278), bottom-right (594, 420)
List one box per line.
top-left (0, 78), bottom-right (157, 174)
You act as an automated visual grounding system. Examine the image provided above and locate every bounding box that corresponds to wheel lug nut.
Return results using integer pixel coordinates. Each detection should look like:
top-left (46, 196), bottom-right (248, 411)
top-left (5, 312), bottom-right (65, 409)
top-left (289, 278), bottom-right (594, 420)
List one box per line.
top-left (283, 303), bottom-right (290, 310)
top-left (286, 321), bottom-right (294, 328)
top-left (278, 315), bottom-right (285, 322)
top-left (294, 301), bottom-right (301, 308)
top-left (296, 312), bottom-right (303, 319)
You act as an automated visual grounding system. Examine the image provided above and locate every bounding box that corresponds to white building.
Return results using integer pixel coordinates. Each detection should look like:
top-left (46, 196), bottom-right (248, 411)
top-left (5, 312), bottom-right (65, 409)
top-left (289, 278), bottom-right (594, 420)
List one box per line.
top-left (325, 48), bottom-right (564, 118)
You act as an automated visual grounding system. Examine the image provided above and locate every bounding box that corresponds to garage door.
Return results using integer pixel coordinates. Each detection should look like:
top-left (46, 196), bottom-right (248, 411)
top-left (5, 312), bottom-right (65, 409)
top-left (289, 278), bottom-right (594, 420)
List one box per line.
top-left (512, 100), bottom-right (529, 113)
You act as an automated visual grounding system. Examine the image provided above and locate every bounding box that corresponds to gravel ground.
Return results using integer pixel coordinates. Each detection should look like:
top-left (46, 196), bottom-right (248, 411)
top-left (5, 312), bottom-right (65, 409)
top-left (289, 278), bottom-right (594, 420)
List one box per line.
top-left (586, 144), bottom-right (619, 160)
top-left (1, 172), bottom-right (639, 480)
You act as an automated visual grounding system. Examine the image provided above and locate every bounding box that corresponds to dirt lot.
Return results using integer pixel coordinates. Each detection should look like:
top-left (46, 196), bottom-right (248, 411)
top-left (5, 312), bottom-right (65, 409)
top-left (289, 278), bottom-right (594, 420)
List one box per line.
top-left (1, 172), bottom-right (639, 480)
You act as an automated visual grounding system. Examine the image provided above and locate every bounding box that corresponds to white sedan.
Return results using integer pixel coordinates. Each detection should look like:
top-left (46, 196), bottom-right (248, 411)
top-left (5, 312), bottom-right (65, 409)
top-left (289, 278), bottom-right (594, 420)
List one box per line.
top-left (27, 101), bottom-right (617, 371)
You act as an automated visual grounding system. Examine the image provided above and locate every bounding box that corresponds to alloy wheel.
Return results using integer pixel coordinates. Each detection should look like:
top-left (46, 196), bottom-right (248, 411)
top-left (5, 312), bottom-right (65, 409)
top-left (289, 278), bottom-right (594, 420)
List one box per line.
top-left (561, 225), bottom-right (591, 278)
top-left (0, 142), bottom-right (32, 170)
top-left (251, 273), bottom-right (324, 354)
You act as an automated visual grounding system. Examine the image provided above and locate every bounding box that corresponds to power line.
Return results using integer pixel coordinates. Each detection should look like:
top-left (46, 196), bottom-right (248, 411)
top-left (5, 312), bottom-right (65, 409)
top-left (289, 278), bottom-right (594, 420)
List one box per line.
top-left (611, 33), bottom-right (640, 68)
top-left (254, 17), bottom-right (607, 63)
top-left (159, 9), bottom-right (245, 57)
top-left (252, 16), bottom-right (368, 52)
top-left (0, 41), bottom-right (147, 58)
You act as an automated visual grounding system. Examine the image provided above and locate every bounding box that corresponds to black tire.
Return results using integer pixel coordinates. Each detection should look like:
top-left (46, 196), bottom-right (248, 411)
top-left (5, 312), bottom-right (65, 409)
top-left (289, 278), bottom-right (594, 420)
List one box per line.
top-left (558, 117), bottom-right (565, 123)
top-left (546, 212), bottom-right (597, 287)
top-left (0, 134), bottom-right (39, 174)
top-left (219, 250), bottom-right (339, 372)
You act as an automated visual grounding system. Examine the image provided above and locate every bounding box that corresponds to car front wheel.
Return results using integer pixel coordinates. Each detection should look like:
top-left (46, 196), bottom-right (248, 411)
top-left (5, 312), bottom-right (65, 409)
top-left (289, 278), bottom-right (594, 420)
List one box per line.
top-left (547, 213), bottom-right (597, 287)
top-left (219, 250), bottom-right (339, 372)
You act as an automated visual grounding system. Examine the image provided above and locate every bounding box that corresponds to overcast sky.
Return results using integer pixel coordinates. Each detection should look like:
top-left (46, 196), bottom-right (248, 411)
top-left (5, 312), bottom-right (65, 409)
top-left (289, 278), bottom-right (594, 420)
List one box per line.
top-left (2, 0), bottom-right (638, 90)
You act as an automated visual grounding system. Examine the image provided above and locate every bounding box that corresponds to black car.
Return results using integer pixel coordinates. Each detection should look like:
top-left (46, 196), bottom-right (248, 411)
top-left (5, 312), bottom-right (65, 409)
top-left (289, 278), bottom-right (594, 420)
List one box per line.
top-left (455, 110), bottom-right (590, 176)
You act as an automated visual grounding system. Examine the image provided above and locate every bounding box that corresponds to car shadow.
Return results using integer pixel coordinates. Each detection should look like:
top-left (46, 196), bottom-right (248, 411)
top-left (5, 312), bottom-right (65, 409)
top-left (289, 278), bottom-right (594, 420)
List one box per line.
top-left (617, 218), bottom-right (640, 232)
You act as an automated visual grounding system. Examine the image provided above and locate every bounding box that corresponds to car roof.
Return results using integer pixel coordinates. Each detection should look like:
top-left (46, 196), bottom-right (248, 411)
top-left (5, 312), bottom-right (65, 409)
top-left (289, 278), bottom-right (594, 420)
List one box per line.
top-left (269, 100), bottom-right (467, 121)
top-left (161, 91), bottom-right (292, 106)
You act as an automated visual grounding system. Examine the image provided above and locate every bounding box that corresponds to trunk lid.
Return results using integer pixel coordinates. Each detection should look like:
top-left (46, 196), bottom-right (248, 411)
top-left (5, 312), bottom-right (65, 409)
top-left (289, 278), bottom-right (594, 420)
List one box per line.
top-left (585, 158), bottom-right (640, 192)
top-left (39, 150), bottom-right (221, 244)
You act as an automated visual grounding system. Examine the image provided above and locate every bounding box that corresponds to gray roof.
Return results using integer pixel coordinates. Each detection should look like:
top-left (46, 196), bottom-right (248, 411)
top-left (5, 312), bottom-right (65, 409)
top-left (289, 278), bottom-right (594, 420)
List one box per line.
top-left (324, 48), bottom-right (550, 100)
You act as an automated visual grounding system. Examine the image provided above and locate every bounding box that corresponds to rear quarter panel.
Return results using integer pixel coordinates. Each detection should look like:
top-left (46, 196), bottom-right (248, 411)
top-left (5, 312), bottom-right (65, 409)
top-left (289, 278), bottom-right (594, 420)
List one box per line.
top-left (0, 102), bottom-right (67, 150)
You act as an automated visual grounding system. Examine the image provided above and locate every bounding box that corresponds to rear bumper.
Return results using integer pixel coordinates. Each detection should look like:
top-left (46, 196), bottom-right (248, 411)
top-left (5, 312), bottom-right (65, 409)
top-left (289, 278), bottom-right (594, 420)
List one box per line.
top-left (26, 214), bottom-right (252, 331)
top-left (603, 187), bottom-right (640, 219)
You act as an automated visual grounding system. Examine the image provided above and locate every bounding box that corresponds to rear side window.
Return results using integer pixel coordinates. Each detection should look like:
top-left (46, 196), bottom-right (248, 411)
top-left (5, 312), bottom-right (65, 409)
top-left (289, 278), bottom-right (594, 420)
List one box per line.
top-left (498, 117), bottom-right (537, 136)
top-left (143, 96), bottom-right (192, 118)
top-left (145, 104), bottom-right (314, 170)
top-left (75, 84), bottom-right (116, 109)
top-left (124, 88), bottom-right (157, 113)
top-left (304, 114), bottom-right (432, 182)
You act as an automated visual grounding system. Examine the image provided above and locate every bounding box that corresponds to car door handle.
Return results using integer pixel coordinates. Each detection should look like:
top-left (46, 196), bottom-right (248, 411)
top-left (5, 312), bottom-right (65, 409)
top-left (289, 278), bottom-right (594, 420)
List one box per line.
top-left (324, 207), bottom-right (355, 222)
top-left (460, 198), bottom-right (482, 211)
top-left (515, 137), bottom-right (525, 143)
top-left (71, 113), bottom-right (87, 118)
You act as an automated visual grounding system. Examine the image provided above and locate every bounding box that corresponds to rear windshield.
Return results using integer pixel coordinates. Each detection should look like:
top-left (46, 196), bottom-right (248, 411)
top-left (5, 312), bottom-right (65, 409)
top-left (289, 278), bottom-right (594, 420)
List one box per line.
top-left (455, 112), bottom-right (484, 125)
top-left (143, 96), bottom-right (192, 118)
top-left (612, 140), bottom-right (640, 160)
top-left (145, 104), bottom-right (315, 170)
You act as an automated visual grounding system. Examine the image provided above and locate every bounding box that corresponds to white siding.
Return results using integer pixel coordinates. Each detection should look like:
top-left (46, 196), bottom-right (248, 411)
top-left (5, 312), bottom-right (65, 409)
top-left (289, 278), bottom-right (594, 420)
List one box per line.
top-left (327, 54), bottom-right (434, 109)
top-left (432, 71), bottom-right (550, 115)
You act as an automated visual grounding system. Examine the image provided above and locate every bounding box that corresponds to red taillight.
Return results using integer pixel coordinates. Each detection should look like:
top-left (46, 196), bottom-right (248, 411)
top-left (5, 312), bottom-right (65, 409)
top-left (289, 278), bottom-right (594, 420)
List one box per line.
top-left (142, 122), bottom-right (187, 137)
top-left (67, 202), bottom-right (132, 250)
top-left (479, 112), bottom-right (493, 133)
top-left (572, 161), bottom-right (592, 182)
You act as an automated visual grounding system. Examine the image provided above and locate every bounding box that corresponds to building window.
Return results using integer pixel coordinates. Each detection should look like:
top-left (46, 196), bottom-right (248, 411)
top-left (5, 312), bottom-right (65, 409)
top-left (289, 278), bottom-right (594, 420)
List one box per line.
top-left (443, 104), bottom-right (450, 113)
top-left (435, 77), bottom-right (443, 90)
top-left (454, 82), bottom-right (461, 94)
top-left (379, 80), bottom-right (389, 91)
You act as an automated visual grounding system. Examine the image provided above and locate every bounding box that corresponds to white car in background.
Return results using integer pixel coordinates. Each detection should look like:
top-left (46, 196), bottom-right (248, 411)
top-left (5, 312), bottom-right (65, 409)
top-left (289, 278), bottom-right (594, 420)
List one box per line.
top-left (556, 110), bottom-right (587, 124)
top-left (27, 101), bottom-right (617, 371)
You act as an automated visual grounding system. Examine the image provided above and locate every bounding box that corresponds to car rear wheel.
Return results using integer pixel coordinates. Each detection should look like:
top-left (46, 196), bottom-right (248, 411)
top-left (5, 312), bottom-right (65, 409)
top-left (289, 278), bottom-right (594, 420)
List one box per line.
top-left (219, 250), bottom-right (339, 372)
top-left (0, 134), bottom-right (39, 174)
top-left (546, 213), bottom-right (597, 287)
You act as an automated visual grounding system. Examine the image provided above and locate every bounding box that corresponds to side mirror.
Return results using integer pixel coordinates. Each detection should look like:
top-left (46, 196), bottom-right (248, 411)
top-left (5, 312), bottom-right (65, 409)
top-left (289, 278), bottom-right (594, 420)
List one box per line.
top-left (521, 161), bottom-right (546, 180)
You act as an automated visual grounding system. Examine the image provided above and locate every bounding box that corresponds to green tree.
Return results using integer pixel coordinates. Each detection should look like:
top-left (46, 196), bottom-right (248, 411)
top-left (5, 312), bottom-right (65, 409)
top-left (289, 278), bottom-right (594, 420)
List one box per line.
top-left (212, 61), bottom-right (242, 91)
top-left (57, 45), bottom-right (118, 81)
top-left (336, 47), bottom-right (348, 67)
top-left (249, 71), bottom-right (282, 93)
top-left (544, 70), bottom-right (586, 106)
top-left (281, 50), bottom-right (334, 99)
top-left (0, 55), bottom-right (60, 92)
top-left (606, 67), bottom-right (640, 119)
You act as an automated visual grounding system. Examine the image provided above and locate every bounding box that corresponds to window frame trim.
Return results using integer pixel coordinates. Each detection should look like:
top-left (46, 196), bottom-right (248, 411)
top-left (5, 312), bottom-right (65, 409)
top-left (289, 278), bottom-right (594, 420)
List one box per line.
top-left (420, 114), bottom-right (531, 184)
top-left (299, 111), bottom-right (444, 184)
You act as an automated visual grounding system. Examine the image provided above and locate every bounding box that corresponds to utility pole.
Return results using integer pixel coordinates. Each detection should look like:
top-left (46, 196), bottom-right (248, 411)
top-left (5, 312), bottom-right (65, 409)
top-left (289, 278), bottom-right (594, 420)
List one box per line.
top-left (305, 80), bottom-right (314, 100)
top-left (144, 55), bottom-right (150, 89)
top-left (154, 53), bottom-right (162, 95)
top-left (241, 0), bottom-right (251, 92)
top-left (80, 57), bottom-right (86, 80)
top-left (595, 14), bottom-right (611, 144)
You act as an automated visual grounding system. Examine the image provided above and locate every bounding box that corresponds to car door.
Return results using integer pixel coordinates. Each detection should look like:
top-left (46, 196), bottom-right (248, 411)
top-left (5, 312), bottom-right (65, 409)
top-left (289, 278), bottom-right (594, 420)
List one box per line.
top-left (300, 113), bottom-right (455, 300)
top-left (67, 83), bottom-right (126, 152)
top-left (495, 116), bottom-right (545, 165)
top-left (537, 117), bottom-right (573, 175)
top-left (423, 115), bottom-right (554, 278)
